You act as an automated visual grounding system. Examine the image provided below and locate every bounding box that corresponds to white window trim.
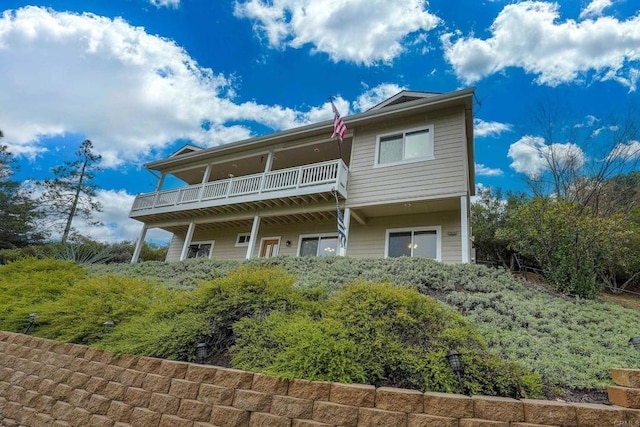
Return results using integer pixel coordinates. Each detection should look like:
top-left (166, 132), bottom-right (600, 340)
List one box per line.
top-left (297, 233), bottom-right (339, 257)
top-left (384, 226), bottom-right (441, 261)
top-left (235, 232), bottom-right (251, 247)
top-left (259, 236), bottom-right (281, 258)
top-left (187, 240), bottom-right (215, 259)
top-left (374, 124), bottom-right (435, 168)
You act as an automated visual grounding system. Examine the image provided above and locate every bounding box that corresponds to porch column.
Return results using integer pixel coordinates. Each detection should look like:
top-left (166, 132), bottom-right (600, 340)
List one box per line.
top-left (156, 173), bottom-right (166, 191)
top-left (460, 195), bottom-right (470, 263)
top-left (180, 221), bottom-right (196, 261)
top-left (201, 164), bottom-right (212, 185)
top-left (246, 215), bottom-right (261, 259)
top-left (130, 225), bottom-right (148, 264)
top-left (338, 207), bottom-right (351, 257)
top-left (264, 150), bottom-right (274, 173)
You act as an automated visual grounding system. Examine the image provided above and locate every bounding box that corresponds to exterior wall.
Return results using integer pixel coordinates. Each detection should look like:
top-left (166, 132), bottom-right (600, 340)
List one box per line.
top-left (0, 331), bottom-right (635, 427)
top-left (166, 212), bottom-right (463, 263)
top-left (347, 107), bottom-right (468, 208)
top-left (347, 211), bottom-right (461, 263)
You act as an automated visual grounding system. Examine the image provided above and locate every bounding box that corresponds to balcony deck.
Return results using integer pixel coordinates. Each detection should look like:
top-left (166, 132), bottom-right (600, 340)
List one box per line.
top-left (130, 159), bottom-right (348, 219)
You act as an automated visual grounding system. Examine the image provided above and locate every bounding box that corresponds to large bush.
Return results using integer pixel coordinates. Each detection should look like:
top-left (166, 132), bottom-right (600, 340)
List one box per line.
top-left (231, 281), bottom-right (542, 397)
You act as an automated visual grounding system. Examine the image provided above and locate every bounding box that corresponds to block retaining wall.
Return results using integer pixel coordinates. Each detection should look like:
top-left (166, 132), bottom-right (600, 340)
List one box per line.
top-left (1, 331), bottom-right (639, 427)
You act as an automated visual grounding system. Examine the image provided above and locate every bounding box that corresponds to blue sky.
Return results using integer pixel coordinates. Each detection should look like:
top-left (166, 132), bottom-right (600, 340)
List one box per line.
top-left (1, 0), bottom-right (639, 243)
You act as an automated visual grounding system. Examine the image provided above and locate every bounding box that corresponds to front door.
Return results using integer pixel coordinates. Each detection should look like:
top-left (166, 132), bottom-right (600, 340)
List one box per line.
top-left (260, 239), bottom-right (280, 258)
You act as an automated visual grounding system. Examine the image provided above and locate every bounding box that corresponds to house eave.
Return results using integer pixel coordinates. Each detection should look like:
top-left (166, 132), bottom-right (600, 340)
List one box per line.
top-left (144, 87), bottom-right (475, 172)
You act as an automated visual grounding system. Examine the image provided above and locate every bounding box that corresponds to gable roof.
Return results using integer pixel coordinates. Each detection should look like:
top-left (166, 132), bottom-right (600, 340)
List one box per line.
top-left (168, 144), bottom-right (203, 158)
top-left (368, 90), bottom-right (441, 111)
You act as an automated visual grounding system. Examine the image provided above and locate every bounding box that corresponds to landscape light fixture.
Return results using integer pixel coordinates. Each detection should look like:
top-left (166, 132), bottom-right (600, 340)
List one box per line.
top-left (446, 350), bottom-right (466, 395)
top-left (196, 342), bottom-right (209, 364)
top-left (24, 313), bottom-right (38, 335)
top-left (103, 321), bottom-right (115, 334)
top-left (630, 337), bottom-right (640, 353)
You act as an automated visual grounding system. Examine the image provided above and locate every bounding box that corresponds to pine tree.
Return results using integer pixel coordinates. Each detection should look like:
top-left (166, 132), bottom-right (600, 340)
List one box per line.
top-left (0, 136), bottom-right (45, 248)
top-left (39, 139), bottom-right (103, 243)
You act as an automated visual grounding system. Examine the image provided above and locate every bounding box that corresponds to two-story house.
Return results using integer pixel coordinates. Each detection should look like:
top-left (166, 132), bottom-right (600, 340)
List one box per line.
top-left (129, 88), bottom-right (475, 263)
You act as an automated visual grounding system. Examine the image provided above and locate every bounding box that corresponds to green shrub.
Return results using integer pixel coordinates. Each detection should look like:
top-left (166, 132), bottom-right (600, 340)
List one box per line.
top-left (0, 258), bottom-right (85, 332)
top-left (231, 281), bottom-right (543, 397)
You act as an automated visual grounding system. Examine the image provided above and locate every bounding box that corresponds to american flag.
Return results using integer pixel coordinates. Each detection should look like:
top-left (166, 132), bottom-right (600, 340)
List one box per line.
top-left (331, 100), bottom-right (347, 142)
top-left (337, 210), bottom-right (347, 248)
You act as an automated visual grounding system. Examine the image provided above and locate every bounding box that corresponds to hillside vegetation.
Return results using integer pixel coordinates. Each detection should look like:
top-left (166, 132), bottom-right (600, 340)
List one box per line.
top-left (2, 256), bottom-right (638, 399)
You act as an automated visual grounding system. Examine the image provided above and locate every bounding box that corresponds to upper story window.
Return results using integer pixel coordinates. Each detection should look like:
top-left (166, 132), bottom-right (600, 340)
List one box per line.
top-left (375, 125), bottom-right (434, 167)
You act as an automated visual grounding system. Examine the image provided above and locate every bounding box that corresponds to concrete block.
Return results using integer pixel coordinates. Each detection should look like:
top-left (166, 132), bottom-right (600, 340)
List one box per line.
top-left (609, 385), bottom-right (640, 409)
top-left (252, 373), bottom-right (289, 395)
top-left (271, 395), bottom-right (313, 419)
top-left (521, 399), bottom-right (578, 426)
top-left (120, 368), bottom-right (147, 388)
top-left (213, 367), bottom-right (254, 390)
top-left (424, 392), bottom-right (473, 418)
top-left (233, 389), bottom-right (273, 412)
top-left (459, 419), bottom-right (508, 427)
top-left (375, 386), bottom-right (423, 413)
top-left (210, 404), bottom-right (250, 427)
top-left (143, 373), bottom-right (173, 394)
top-left (124, 386), bottom-right (152, 407)
top-left (159, 414), bottom-right (195, 427)
top-left (107, 401), bottom-right (135, 423)
top-left (149, 392), bottom-right (180, 415)
top-left (158, 359), bottom-right (190, 379)
top-left (312, 401), bottom-right (358, 427)
top-left (358, 407), bottom-right (407, 426)
top-left (198, 383), bottom-right (235, 406)
top-left (136, 356), bottom-right (164, 373)
top-left (178, 399), bottom-right (213, 422)
top-left (130, 407), bottom-right (162, 427)
top-left (103, 381), bottom-right (128, 401)
top-left (169, 378), bottom-right (201, 399)
top-left (472, 395), bottom-right (524, 423)
top-left (87, 394), bottom-right (112, 415)
top-left (248, 412), bottom-right (291, 427)
top-left (329, 383), bottom-right (375, 408)
top-left (287, 379), bottom-right (331, 401)
top-left (185, 364), bottom-right (218, 383)
top-left (407, 413), bottom-right (457, 427)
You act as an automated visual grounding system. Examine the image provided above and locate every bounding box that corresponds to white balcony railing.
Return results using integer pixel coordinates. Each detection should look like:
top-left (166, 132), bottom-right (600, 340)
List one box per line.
top-left (131, 159), bottom-right (348, 214)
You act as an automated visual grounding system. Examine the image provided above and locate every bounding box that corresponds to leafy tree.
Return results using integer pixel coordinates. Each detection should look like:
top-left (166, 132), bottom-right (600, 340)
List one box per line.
top-left (0, 140), bottom-right (46, 248)
top-left (471, 187), bottom-right (527, 268)
top-left (38, 139), bottom-right (103, 243)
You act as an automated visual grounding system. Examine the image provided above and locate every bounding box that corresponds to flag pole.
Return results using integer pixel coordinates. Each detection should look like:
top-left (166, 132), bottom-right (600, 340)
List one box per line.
top-left (328, 96), bottom-right (343, 161)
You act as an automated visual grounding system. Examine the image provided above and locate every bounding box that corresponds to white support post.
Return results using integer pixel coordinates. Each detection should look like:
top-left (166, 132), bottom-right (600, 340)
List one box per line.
top-left (130, 225), bottom-right (148, 264)
top-left (461, 195), bottom-right (470, 263)
top-left (246, 215), bottom-right (261, 259)
top-left (339, 207), bottom-right (351, 257)
top-left (156, 173), bottom-right (166, 192)
top-left (202, 164), bottom-right (212, 184)
top-left (264, 150), bottom-right (274, 173)
top-left (180, 221), bottom-right (196, 261)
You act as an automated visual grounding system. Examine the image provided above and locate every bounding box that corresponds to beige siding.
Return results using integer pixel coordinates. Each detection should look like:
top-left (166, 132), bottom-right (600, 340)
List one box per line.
top-left (347, 211), bottom-right (462, 263)
top-left (347, 107), bottom-right (467, 207)
top-left (165, 212), bottom-right (462, 264)
top-left (165, 220), bottom-right (338, 261)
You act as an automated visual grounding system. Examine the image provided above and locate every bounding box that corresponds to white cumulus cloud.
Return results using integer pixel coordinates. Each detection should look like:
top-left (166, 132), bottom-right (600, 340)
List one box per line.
top-left (441, 1), bottom-right (640, 90)
top-left (150, 0), bottom-right (181, 8)
top-left (508, 135), bottom-right (587, 178)
top-left (353, 83), bottom-right (406, 112)
top-left (580, 0), bottom-right (613, 19)
top-left (234, 0), bottom-right (441, 65)
top-left (475, 163), bottom-right (504, 177)
top-left (474, 118), bottom-right (513, 138)
top-left (0, 7), bottom-right (340, 168)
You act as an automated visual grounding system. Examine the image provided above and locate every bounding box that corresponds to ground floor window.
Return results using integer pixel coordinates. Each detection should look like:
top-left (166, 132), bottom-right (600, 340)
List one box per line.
top-left (298, 234), bottom-right (339, 257)
top-left (385, 227), bottom-right (440, 260)
top-left (187, 241), bottom-right (214, 259)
